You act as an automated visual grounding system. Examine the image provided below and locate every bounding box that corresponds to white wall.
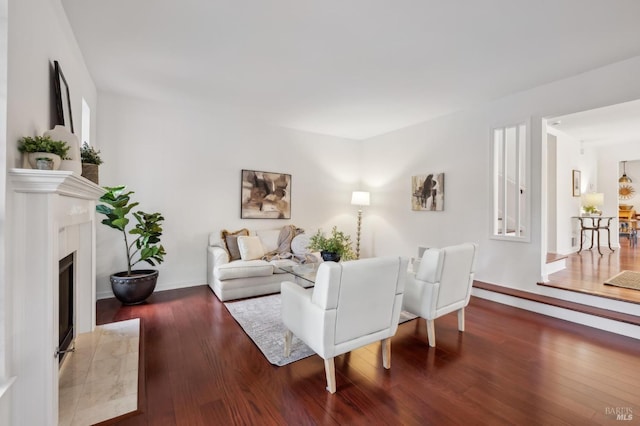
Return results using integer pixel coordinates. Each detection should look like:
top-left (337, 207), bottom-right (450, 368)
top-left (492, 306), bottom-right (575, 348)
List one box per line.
top-left (95, 93), bottom-right (361, 298)
top-left (361, 56), bottom-right (640, 293)
top-left (4, 0), bottom-right (97, 423)
top-left (579, 145), bottom-right (600, 195)
top-left (6, 0), bottom-right (97, 164)
top-left (546, 127), bottom-right (597, 254)
top-left (546, 134), bottom-right (557, 253)
top-left (0, 0), bottom-right (8, 421)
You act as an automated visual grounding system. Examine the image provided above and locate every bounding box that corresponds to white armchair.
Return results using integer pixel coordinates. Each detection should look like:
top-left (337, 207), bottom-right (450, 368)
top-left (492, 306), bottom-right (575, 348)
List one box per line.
top-left (402, 243), bottom-right (478, 347)
top-left (281, 256), bottom-right (408, 393)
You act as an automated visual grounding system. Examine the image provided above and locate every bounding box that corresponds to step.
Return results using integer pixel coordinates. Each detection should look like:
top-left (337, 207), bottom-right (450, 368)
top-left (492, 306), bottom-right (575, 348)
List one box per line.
top-left (472, 280), bottom-right (640, 327)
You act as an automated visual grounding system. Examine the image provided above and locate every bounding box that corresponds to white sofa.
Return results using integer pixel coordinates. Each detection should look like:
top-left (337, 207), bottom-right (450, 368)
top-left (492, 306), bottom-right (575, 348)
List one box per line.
top-left (207, 227), bottom-right (317, 301)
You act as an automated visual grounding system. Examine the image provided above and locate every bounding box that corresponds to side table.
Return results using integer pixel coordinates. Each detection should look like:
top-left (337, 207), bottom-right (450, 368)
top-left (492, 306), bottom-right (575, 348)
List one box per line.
top-left (572, 216), bottom-right (615, 256)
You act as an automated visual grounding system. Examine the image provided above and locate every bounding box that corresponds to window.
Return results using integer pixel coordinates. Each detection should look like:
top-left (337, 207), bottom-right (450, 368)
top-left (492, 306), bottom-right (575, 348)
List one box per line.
top-left (81, 98), bottom-right (90, 146)
top-left (492, 122), bottom-right (529, 241)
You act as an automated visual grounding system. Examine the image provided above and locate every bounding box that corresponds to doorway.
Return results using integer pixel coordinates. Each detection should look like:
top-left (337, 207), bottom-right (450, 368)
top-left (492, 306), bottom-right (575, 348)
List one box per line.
top-left (544, 99), bottom-right (640, 304)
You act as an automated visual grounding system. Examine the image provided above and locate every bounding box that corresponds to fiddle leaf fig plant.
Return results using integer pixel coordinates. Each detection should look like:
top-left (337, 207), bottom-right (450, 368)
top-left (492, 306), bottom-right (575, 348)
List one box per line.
top-left (96, 185), bottom-right (166, 276)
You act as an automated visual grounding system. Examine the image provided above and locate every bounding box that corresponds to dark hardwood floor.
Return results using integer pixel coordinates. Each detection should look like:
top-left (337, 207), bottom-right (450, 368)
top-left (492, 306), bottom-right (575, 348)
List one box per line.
top-left (96, 285), bottom-right (640, 425)
top-left (542, 243), bottom-right (640, 304)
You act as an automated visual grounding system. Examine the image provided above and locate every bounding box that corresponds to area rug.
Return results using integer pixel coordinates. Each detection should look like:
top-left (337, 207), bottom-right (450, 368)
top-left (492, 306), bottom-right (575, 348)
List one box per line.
top-left (604, 270), bottom-right (640, 291)
top-left (224, 294), bottom-right (417, 366)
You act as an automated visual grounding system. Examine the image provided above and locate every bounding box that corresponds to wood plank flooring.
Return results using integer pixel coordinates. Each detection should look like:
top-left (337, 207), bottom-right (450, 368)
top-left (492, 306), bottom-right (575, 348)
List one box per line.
top-left (542, 244), bottom-right (640, 304)
top-left (97, 286), bottom-right (640, 425)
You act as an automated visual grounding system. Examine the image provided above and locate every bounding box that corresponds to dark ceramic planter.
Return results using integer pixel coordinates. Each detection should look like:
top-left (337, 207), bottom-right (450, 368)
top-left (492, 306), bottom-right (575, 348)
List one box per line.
top-left (110, 269), bottom-right (158, 305)
top-left (321, 251), bottom-right (341, 262)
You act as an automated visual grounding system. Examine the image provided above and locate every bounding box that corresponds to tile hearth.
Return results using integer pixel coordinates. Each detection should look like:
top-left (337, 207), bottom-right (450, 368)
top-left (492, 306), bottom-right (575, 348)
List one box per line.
top-left (59, 319), bottom-right (140, 426)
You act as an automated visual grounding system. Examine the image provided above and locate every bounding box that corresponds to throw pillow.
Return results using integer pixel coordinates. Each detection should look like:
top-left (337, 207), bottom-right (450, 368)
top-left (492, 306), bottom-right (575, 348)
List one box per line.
top-left (291, 233), bottom-right (311, 255)
top-left (225, 235), bottom-right (243, 261)
top-left (255, 229), bottom-right (281, 253)
top-left (221, 228), bottom-right (250, 261)
top-left (290, 233), bottom-right (321, 263)
top-left (237, 236), bottom-right (266, 261)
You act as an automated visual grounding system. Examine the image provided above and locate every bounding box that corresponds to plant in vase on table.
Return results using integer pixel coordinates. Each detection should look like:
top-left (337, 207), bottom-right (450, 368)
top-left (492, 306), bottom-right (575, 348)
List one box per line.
top-left (97, 185), bottom-right (167, 304)
top-left (17, 135), bottom-right (70, 170)
top-left (308, 226), bottom-right (355, 262)
top-left (582, 205), bottom-right (601, 216)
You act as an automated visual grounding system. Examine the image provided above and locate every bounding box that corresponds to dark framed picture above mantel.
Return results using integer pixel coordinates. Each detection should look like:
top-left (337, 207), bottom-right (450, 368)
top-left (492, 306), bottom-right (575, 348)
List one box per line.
top-left (53, 60), bottom-right (74, 134)
top-left (241, 169), bottom-right (291, 219)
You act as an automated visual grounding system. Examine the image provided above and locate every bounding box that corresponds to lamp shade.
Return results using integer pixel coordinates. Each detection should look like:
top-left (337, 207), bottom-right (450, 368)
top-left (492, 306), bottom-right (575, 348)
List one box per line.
top-left (351, 191), bottom-right (370, 206)
top-left (581, 192), bottom-right (604, 208)
top-left (619, 161), bottom-right (632, 183)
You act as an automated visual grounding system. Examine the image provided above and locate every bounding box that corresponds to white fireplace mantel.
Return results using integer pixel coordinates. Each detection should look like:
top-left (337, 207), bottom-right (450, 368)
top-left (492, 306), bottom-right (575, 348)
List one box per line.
top-left (9, 169), bottom-right (104, 426)
top-left (10, 168), bottom-right (104, 198)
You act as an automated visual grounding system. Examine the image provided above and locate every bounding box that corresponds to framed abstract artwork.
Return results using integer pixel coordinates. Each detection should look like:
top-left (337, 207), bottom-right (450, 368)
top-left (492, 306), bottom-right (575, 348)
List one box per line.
top-left (572, 170), bottom-right (581, 197)
top-left (241, 169), bottom-right (291, 219)
top-left (412, 173), bottom-right (445, 211)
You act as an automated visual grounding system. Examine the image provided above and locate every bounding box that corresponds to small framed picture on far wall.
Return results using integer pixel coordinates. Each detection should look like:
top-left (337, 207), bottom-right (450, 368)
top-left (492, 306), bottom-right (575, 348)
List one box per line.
top-left (572, 170), bottom-right (581, 197)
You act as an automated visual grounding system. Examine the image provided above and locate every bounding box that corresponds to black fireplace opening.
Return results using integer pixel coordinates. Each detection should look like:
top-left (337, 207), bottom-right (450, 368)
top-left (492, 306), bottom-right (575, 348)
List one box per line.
top-left (59, 252), bottom-right (74, 364)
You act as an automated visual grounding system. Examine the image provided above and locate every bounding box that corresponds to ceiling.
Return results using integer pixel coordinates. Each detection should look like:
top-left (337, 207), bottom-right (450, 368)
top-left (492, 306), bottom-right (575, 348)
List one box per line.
top-left (548, 99), bottom-right (640, 146)
top-left (61, 0), bottom-right (640, 140)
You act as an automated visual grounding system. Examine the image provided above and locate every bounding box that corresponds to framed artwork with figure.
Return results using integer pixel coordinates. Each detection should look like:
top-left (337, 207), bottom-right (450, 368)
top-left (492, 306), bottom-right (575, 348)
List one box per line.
top-left (572, 170), bottom-right (581, 197)
top-left (241, 169), bottom-right (291, 219)
top-left (412, 173), bottom-right (445, 211)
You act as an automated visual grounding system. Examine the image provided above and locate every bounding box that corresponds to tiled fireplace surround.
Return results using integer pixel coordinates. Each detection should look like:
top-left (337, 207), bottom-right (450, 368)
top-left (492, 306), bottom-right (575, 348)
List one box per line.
top-left (9, 169), bottom-right (103, 426)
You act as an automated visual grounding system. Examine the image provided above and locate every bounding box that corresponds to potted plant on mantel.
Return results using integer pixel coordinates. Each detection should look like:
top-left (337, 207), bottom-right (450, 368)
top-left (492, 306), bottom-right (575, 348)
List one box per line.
top-left (80, 142), bottom-right (103, 184)
top-left (96, 185), bottom-right (167, 304)
top-left (17, 135), bottom-right (70, 170)
top-left (308, 226), bottom-right (356, 262)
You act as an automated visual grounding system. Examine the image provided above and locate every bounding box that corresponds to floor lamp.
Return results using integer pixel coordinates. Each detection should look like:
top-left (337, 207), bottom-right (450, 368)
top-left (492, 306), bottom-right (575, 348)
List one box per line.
top-left (351, 191), bottom-right (370, 259)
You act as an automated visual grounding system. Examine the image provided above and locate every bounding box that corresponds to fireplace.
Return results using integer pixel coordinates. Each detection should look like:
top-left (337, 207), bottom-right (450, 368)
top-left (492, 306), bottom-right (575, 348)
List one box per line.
top-left (9, 169), bottom-right (104, 425)
top-left (58, 253), bottom-right (75, 364)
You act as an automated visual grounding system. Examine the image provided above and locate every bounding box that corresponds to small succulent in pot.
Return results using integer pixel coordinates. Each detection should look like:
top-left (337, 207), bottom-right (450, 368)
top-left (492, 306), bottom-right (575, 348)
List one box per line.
top-left (18, 135), bottom-right (70, 169)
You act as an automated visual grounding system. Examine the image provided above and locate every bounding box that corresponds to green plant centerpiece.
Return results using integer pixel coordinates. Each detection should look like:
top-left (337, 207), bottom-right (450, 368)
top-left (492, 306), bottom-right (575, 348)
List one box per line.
top-left (582, 205), bottom-right (601, 216)
top-left (96, 185), bottom-right (166, 304)
top-left (308, 226), bottom-right (355, 262)
top-left (18, 135), bottom-right (70, 170)
top-left (80, 142), bottom-right (103, 184)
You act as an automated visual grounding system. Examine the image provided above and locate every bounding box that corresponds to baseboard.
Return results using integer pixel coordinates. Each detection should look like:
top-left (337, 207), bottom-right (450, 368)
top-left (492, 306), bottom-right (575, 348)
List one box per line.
top-left (544, 258), bottom-right (566, 275)
top-left (96, 280), bottom-right (204, 300)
